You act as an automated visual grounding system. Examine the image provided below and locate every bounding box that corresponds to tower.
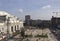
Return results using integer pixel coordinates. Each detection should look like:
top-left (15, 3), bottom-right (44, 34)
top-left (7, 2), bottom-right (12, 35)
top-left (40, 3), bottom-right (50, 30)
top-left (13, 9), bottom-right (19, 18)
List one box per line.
top-left (25, 15), bottom-right (31, 26)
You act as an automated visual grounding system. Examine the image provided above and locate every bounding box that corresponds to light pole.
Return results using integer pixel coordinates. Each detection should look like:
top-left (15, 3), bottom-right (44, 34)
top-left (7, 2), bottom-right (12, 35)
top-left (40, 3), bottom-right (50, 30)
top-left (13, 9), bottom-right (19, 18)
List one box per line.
top-left (6, 17), bottom-right (10, 41)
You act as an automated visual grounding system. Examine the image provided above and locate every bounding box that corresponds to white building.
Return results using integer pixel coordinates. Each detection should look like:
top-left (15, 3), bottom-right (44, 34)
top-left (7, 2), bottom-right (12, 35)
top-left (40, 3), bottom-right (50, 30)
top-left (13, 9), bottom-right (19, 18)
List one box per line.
top-left (0, 11), bottom-right (24, 36)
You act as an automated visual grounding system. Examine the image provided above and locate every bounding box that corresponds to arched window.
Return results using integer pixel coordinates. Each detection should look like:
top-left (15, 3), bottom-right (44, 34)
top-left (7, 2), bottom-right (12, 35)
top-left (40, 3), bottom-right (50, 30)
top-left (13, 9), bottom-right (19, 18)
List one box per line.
top-left (15, 26), bottom-right (16, 31)
top-left (11, 26), bottom-right (13, 32)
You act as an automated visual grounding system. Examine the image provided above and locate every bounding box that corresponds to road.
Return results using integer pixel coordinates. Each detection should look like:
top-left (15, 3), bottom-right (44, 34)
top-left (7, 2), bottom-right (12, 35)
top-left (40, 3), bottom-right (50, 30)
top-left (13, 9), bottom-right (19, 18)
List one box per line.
top-left (47, 29), bottom-right (58, 41)
top-left (8, 34), bottom-right (23, 41)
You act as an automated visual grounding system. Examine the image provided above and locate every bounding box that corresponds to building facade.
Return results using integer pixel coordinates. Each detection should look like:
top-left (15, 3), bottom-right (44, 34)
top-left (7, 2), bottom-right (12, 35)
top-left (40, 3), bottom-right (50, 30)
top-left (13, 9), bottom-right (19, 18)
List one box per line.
top-left (0, 11), bottom-right (24, 36)
top-left (51, 16), bottom-right (60, 29)
top-left (25, 15), bottom-right (31, 25)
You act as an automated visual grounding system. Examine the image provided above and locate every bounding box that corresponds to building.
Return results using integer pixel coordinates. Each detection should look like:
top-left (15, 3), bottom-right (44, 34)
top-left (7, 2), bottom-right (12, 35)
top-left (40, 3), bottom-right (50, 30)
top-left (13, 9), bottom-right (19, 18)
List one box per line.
top-left (25, 15), bottom-right (30, 21)
top-left (0, 11), bottom-right (24, 37)
top-left (30, 19), bottom-right (50, 28)
top-left (51, 16), bottom-right (60, 29)
top-left (25, 15), bottom-right (31, 25)
top-left (30, 20), bottom-right (42, 26)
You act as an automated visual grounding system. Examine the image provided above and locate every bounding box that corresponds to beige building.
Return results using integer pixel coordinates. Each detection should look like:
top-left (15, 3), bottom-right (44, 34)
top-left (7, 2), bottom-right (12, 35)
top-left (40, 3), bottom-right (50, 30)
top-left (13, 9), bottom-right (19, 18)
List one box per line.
top-left (0, 11), bottom-right (24, 36)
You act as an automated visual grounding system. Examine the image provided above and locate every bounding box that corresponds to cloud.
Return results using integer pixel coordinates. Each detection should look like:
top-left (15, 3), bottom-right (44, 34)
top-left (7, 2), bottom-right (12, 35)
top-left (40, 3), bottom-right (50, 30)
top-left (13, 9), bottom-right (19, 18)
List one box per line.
top-left (19, 9), bottom-right (23, 13)
top-left (42, 5), bottom-right (51, 9)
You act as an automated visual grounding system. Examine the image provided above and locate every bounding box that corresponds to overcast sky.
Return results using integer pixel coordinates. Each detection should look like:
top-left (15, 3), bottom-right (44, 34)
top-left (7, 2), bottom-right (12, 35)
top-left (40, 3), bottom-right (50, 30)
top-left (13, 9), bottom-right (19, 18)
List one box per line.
top-left (0, 0), bottom-right (60, 20)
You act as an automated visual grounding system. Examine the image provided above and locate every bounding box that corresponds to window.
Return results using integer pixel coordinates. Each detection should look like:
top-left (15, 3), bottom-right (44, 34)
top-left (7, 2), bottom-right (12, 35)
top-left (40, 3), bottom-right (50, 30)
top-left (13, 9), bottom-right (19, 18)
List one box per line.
top-left (15, 26), bottom-right (16, 31)
top-left (11, 26), bottom-right (13, 32)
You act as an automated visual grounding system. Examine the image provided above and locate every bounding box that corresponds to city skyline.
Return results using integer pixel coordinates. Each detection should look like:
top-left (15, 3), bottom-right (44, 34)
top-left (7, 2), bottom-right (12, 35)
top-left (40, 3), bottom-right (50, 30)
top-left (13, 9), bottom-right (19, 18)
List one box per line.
top-left (0, 0), bottom-right (60, 20)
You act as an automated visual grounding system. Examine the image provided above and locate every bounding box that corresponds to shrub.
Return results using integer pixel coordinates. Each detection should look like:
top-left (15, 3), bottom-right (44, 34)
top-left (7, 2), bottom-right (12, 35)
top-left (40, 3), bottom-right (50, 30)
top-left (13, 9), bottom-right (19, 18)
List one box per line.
top-left (20, 28), bottom-right (25, 37)
top-left (24, 34), bottom-right (33, 38)
top-left (35, 34), bottom-right (48, 38)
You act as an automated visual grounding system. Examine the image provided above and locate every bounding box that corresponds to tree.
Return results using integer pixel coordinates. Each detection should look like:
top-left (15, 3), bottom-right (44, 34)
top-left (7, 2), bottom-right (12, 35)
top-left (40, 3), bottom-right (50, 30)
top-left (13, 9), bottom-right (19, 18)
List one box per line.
top-left (20, 28), bottom-right (25, 38)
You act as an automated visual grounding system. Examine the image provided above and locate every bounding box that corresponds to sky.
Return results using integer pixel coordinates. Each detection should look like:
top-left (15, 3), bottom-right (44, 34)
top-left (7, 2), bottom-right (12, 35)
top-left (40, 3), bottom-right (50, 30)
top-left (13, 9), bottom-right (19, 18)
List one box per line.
top-left (0, 0), bottom-right (60, 20)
